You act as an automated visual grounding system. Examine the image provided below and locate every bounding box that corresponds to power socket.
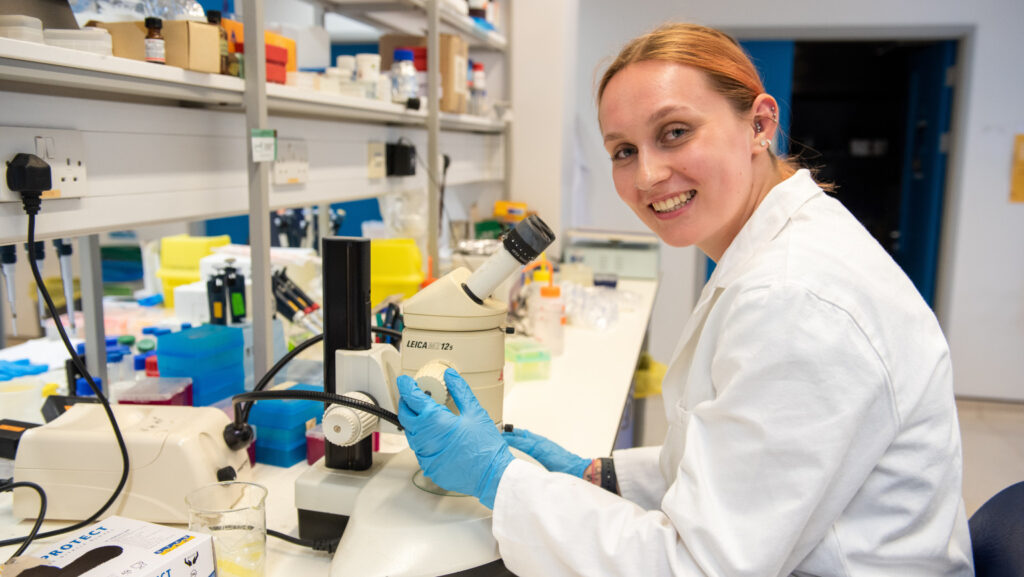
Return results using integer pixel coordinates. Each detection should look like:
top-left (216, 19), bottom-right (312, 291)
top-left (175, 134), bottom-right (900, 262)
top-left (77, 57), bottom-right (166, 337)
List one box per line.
top-left (272, 139), bottom-right (310, 185)
top-left (1, 127), bottom-right (88, 202)
top-left (367, 141), bottom-right (386, 179)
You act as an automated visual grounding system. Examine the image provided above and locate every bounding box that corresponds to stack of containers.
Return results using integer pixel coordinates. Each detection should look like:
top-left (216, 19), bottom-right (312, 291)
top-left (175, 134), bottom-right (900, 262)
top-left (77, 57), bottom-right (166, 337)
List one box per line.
top-left (156, 324), bottom-right (244, 406)
top-left (155, 235), bottom-right (230, 308)
top-left (248, 383), bottom-right (323, 467)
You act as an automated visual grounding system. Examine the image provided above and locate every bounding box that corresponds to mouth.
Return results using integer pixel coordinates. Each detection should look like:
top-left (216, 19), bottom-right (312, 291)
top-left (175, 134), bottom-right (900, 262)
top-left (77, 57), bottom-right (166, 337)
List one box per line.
top-left (650, 190), bottom-right (696, 214)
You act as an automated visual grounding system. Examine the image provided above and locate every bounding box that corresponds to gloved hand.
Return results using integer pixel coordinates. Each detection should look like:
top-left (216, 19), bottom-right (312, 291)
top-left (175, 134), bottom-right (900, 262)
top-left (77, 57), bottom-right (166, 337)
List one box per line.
top-left (397, 368), bottom-right (514, 509)
top-left (502, 427), bottom-right (592, 478)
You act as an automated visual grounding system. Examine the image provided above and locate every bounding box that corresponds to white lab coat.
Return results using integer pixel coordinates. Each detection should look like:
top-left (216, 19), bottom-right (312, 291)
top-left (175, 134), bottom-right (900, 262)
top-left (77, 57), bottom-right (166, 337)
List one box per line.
top-left (492, 170), bottom-right (974, 576)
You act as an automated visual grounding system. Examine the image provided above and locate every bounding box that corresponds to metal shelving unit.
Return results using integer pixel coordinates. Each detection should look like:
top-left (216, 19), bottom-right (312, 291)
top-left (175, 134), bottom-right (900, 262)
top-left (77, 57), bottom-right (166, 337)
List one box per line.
top-left (0, 0), bottom-right (511, 377)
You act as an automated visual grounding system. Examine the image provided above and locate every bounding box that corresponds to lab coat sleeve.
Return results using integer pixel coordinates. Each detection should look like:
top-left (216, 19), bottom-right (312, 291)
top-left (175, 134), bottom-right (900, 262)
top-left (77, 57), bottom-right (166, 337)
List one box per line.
top-left (613, 445), bottom-right (665, 510)
top-left (491, 283), bottom-right (897, 577)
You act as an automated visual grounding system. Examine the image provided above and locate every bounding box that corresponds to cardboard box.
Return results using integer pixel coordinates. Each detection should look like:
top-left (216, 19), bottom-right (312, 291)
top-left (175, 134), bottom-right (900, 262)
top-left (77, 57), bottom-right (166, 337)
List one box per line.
top-left (17, 516), bottom-right (215, 577)
top-left (87, 20), bottom-right (145, 61)
top-left (378, 33), bottom-right (468, 114)
top-left (163, 20), bottom-right (219, 73)
top-left (87, 20), bottom-right (219, 73)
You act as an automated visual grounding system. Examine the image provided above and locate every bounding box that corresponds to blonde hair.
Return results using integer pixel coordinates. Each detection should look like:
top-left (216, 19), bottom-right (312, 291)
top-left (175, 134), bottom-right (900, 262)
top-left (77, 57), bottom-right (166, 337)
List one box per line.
top-left (598, 23), bottom-right (803, 182)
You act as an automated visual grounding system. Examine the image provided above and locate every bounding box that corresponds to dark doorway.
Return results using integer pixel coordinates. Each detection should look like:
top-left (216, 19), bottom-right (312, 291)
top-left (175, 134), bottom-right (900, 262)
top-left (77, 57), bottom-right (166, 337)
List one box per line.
top-left (788, 40), bottom-right (956, 306)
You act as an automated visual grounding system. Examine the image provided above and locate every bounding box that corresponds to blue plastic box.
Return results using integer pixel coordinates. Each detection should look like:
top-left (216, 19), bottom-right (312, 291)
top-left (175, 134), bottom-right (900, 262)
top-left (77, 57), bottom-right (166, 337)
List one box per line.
top-left (248, 383), bottom-right (323, 428)
top-left (192, 376), bottom-right (244, 407)
top-left (254, 436), bottom-right (307, 467)
top-left (157, 324), bottom-right (244, 374)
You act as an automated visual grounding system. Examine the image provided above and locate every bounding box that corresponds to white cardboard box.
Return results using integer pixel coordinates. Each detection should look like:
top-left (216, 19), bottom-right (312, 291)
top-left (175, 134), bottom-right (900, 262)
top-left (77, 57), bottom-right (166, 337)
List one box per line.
top-left (23, 516), bottom-right (214, 577)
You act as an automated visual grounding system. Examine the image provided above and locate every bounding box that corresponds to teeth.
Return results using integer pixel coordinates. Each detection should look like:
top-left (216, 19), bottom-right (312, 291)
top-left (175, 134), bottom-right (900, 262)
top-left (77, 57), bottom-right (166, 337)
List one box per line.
top-left (652, 191), bottom-right (695, 213)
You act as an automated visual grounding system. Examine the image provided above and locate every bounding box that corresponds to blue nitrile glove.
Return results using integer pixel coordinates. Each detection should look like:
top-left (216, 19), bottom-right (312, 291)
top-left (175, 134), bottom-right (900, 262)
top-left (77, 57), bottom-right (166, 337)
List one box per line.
top-left (397, 368), bottom-right (515, 509)
top-left (502, 428), bottom-right (591, 478)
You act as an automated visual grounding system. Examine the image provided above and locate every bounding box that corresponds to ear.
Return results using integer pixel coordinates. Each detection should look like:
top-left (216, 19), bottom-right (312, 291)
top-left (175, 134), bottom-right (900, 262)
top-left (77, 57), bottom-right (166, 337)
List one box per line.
top-left (750, 93), bottom-right (780, 152)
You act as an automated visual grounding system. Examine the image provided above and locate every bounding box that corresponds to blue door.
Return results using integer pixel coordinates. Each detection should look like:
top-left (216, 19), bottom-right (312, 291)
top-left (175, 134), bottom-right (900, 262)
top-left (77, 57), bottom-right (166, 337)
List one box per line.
top-left (707, 40), bottom-right (795, 280)
top-left (896, 41), bottom-right (956, 306)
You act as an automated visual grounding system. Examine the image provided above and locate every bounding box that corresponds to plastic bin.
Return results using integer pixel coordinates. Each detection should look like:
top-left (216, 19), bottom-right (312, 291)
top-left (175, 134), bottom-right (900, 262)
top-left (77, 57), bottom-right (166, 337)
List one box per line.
top-left (370, 238), bottom-right (424, 307)
top-left (192, 376), bottom-right (244, 407)
top-left (254, 436), bottom-right (307, 467)
top-left (156, 235), bottom-right (230, 306)
top-left (505, 339), bottom-right (551, 381)
top-left (305, 425), bottom-right (324, 464)
top-left (116, 377), bottom-right (193, 406)
top-left (0, 15), bottom-right (44, 43)
top-left (249, 383), bottom-right (323, 435)
top-left (157, 324), bottom-right (244, 375)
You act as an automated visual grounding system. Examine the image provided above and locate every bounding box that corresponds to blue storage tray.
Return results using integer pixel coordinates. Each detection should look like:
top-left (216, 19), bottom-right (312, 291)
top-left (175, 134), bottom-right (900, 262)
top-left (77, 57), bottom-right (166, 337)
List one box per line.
top-left (162, 363), bottom-right (244, 389)
top-left (254, 421), bottom-right (317, 444)
top-left (248, 383), bottom-right (324, 429)
top-left (192, 377), bottom-right (244, 407)
top-left (254, 436), bottom-right (307, 467)
top-left (157, 324), bottom-right (243, 363)
top-left (158, 347), bottom-right (243, 376)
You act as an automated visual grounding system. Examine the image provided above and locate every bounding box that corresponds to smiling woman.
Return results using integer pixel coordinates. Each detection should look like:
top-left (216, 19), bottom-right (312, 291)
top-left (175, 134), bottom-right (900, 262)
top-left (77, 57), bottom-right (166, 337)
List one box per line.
top-left (394, 22), bottom-right (974, 577)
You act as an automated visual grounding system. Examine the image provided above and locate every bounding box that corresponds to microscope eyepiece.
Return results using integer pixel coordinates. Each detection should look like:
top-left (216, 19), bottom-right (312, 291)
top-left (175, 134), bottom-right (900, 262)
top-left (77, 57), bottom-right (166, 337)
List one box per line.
top-left (462, 215), bottom-right (556, 302)
top-left (503, 215), bottom-right (556, 265)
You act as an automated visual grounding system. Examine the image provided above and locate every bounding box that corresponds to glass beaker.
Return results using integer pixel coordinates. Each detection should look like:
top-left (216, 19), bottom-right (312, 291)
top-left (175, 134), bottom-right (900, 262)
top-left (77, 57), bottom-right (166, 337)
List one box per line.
top-left (186, 481), bottom-right (267, 577)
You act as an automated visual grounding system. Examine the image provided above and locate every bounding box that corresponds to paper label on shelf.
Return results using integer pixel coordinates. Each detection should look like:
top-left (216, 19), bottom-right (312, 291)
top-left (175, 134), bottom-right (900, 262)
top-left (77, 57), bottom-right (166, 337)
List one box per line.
top-left (251, 129), bottom-right (277, 163)
top-left (1012, 133), bottom-right (1024, 203)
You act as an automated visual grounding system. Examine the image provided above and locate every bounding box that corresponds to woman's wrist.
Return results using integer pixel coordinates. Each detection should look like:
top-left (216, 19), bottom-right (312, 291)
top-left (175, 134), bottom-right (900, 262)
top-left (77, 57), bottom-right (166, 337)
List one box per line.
top-left (582, 458), bottom-right (620, 495)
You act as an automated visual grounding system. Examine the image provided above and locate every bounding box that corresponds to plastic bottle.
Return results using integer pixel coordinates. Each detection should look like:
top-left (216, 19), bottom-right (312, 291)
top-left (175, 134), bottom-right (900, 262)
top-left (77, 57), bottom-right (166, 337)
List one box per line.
top-left (144, 17), bottom-right (165, 65)
top-left (470, 61), bottom-right (487, 115)
top-left (355, 53), bottom-right (381, 99)
top-left (390, 48), bottom-right (418, 104)
top-left (532, 284), bottom-right (565, 356)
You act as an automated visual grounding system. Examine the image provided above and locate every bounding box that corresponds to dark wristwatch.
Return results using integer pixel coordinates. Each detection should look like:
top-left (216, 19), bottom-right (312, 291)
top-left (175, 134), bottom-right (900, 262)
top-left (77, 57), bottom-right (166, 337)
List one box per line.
top-left (598, 457), bottom-right (619, 494)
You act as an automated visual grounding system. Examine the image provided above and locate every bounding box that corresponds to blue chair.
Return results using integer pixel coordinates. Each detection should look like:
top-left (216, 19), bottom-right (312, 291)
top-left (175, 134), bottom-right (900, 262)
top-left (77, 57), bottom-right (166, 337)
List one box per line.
top-left (969, 481), bottom-right (1024, 577)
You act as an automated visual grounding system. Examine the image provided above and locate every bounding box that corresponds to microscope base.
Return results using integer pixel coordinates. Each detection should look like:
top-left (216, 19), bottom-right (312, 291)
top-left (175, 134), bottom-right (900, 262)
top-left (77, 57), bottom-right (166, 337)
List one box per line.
top-left (294, 449), bottom-right (504, 577)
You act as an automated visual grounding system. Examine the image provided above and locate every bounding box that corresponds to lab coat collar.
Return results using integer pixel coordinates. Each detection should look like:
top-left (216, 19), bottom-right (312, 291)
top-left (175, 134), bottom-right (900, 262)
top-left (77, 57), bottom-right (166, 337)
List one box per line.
top-left (668, 170), bottom-right (821, 365)
top-left (707, 169), bottom-right (820, 290)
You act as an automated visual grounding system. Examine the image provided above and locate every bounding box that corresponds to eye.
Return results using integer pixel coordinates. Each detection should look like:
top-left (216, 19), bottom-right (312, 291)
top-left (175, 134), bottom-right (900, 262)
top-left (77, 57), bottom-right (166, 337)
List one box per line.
top-left (662, 125), bottom-right (688, 143)
top-left (612, 145), bottom-right (636, 161)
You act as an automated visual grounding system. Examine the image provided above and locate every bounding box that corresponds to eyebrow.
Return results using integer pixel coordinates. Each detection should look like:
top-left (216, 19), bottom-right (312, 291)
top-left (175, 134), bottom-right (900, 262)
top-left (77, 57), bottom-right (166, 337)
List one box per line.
top-left (602, 104), bottom-right (694, 143)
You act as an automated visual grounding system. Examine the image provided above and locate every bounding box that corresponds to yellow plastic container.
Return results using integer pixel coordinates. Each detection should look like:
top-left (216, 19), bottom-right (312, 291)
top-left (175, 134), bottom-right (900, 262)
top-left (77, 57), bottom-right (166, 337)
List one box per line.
top-left (370, 238), bottom-right (424, 307)
top-left (157, 234), bottom-right (230, 307)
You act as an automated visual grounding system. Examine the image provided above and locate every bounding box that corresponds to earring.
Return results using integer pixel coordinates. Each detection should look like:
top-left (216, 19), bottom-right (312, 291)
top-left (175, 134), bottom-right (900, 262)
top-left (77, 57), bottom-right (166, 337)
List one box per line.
top-left (755, 121), bottom-right (763, 133)
top-left (761, 138), bottom-right (772, 148)
top-left (770, 107), bottom-right (778, 122)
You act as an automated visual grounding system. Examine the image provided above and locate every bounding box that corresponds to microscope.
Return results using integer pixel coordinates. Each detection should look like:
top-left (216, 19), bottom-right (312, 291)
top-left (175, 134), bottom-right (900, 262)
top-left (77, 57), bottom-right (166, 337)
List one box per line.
top-left (294, 216), bottom-right (554, 577)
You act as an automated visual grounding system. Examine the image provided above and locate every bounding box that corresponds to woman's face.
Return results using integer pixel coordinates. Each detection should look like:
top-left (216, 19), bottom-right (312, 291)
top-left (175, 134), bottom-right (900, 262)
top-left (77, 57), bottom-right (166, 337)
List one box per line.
top-left (599, 60), bottom-right (764, 259)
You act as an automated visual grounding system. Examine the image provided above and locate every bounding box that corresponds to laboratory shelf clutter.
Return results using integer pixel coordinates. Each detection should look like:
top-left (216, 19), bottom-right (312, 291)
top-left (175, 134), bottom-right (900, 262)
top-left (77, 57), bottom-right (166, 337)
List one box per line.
top-left (0, 0), bottom-right (513, 377)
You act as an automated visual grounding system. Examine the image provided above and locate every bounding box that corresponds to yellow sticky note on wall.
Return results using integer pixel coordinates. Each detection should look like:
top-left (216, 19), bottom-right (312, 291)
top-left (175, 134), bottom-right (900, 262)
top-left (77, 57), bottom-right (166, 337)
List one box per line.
top-left (1012, 134), bottom-right (1024, 203)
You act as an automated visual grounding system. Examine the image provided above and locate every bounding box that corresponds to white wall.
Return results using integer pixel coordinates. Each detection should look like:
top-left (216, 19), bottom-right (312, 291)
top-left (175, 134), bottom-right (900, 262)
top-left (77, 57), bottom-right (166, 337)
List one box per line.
top-left (515, 0), bottom-right (1024, 399)
top-left (510, 0), bottom-right (579, 257)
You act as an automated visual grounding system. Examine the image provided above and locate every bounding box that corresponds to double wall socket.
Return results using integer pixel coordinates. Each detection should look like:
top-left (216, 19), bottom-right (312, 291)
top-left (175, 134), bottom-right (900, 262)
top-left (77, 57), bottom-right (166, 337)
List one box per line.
top-left (0, 126), bottom-right (88, 202)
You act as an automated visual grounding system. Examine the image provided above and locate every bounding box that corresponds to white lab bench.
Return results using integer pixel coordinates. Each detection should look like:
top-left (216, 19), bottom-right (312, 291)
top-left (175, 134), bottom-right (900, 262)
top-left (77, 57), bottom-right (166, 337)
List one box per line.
top-left (0, 278), bottom-right (658, 573)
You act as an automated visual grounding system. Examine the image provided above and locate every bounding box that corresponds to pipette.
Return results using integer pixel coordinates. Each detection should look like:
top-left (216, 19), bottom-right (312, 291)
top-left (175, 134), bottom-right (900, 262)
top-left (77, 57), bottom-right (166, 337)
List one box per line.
top-left (0, 245), bottom-right (17, 335)
top-left (52, 239), bottom-right (76, 332)
top-left (24, 241), bottom-right (45, 330)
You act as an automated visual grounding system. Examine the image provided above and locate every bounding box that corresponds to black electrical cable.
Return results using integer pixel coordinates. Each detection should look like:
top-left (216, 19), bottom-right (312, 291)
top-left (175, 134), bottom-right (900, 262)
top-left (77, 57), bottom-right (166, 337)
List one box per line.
top-left (267, 528), bottom-right (338, 553)
top-left (237, 327), bottom-right (402, 424)
top-left (0, 211), bottom-right (132, 550)
top-left (239, 332), bottom-right (324, 423)
top-left (1, 481), bottom-right (46, 560)
top-left (232, 389), bottom-right (402, 429)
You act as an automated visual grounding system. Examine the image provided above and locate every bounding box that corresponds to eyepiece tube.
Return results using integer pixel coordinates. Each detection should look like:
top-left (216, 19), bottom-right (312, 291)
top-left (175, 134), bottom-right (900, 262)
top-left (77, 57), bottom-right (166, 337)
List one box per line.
top-left (463, 215), bottom-right (555, 302)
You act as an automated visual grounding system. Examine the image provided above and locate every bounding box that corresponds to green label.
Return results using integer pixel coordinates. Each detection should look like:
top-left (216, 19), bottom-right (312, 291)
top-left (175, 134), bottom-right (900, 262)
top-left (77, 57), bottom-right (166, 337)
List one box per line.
top-left (231, 292), bottom-right (246, 317)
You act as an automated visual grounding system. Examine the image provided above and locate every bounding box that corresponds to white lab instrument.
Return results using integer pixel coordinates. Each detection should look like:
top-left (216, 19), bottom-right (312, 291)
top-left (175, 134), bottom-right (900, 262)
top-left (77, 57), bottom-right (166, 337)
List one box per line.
top-left (294, 216), bottom-right (554, 576)
top-left (13, 404), bottom-right (252, 524)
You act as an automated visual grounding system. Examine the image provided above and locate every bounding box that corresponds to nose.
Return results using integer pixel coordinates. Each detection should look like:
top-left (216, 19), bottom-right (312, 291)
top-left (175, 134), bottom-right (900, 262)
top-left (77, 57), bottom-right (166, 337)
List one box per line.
top-left (634, 148), bottom-right (670, 193)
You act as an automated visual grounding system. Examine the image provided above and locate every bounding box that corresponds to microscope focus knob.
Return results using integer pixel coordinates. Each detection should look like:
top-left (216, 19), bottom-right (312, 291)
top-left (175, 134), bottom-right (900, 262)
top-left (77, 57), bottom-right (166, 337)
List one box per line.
top-left (414, 361), bottom-right (453, 406)
top-left (323, 392), bottom-right (378, 446)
